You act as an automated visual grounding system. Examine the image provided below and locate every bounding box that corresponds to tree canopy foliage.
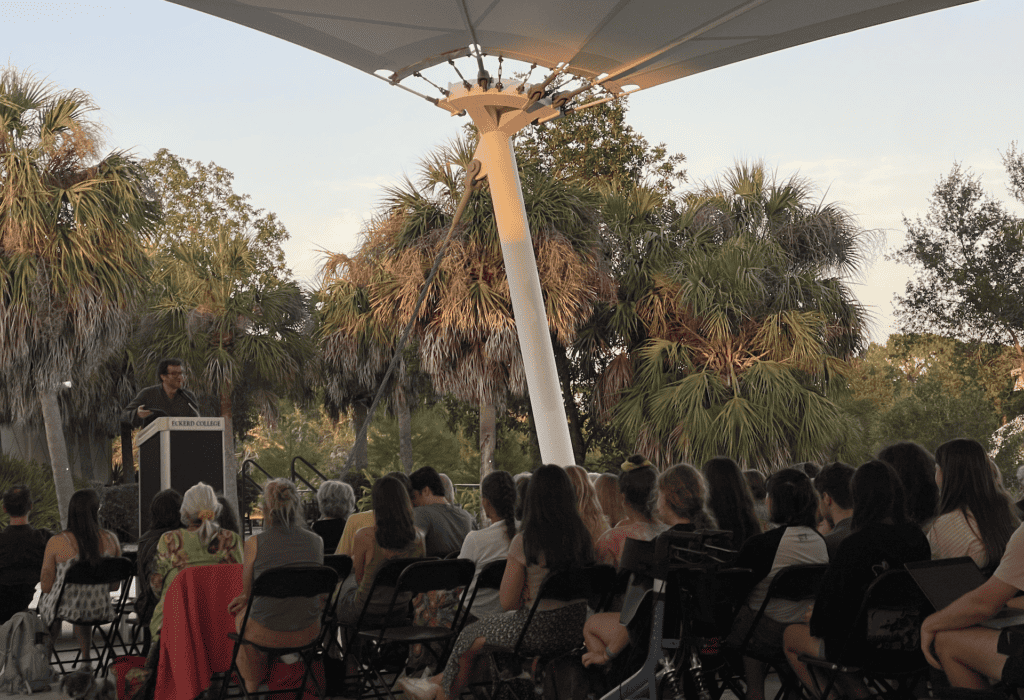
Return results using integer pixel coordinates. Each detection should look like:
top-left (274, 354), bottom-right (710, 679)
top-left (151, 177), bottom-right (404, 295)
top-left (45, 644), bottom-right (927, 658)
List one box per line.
top-left (893, 144), bottom-right (1024, 354)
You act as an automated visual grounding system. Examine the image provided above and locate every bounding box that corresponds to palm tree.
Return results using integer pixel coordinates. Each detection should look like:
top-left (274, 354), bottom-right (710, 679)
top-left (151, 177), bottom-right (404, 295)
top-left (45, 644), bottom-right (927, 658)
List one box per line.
top-left (136, 223), bottom-right (312, 512)
top-left (318, 136), bottom-right (611, 479)
top-left (0, 69), bottom-right (158, 525)
top-left (603, 161), bottom-right (868, 470)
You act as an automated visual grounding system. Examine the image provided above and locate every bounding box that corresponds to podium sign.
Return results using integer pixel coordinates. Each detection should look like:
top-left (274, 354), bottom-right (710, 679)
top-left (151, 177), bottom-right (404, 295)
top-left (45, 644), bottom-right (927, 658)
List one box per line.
top-left (138, 417), bottom-right (225, 533)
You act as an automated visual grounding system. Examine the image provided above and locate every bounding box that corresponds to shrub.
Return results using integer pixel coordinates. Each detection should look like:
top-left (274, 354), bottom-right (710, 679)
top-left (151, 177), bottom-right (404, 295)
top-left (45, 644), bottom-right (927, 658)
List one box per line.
top-left (99, 484), bottom-right (140, 543)
top-left (0, 454), bottom-right (87, 532)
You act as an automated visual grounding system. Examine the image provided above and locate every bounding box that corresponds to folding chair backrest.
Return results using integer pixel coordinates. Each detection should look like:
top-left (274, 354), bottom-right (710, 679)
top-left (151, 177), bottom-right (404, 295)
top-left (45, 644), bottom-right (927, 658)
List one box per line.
top-left (839, 569), bottom-right (929, 672)
top-left (395, 558), bottom-right (476, 596)
top-left (324, 554), bottom-right (354, 583)
top-left (767, 563), bottom-right (828, 602)
top-left (251, 565), bottom-right (339, 599)
top-left (64, 556), bottom-right (134, 586)
top-left (511, 565), bottom-right (616, 654)
top-left (476, 559), bottom-right (507, 591)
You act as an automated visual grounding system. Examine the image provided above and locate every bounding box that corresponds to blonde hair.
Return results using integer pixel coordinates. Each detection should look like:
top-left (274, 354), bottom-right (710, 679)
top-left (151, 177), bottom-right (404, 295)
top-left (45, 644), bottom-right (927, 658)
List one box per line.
top-left (263, 478), bottom-right (304, 528)
top-left (566, 465), bottom-right (608, 543)
top-left (180, 482), bottom-right (222, 547)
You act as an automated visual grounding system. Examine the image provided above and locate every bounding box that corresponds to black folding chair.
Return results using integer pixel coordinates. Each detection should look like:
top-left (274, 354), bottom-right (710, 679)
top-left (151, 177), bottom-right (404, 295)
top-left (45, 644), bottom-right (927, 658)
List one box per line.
top-left (798, 569), bottom-right (931, 700)
top-left (218, 565), bottom-right (339, 700)
top-left (487, 564), bottom-right (617, 700)
top-left (355, 558), bottom-right (477, 700)
top-left (50, 556), bottom-right (134, 677)
top-left (320, 554), bottom-right (353, 658)
top-left (736, 563), bottom-right (828, 700)
top-left (455, 558), bottom-right (507, 631)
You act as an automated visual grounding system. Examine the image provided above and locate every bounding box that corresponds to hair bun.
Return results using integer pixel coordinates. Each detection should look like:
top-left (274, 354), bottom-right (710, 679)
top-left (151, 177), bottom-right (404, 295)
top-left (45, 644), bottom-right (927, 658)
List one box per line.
top-left (621, 454), bottom-right (653, 472)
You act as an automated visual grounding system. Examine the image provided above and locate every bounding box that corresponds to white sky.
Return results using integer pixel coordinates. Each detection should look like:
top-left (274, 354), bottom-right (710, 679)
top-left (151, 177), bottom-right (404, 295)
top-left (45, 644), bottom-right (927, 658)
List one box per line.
top-left (3, 0), bottom-right (1022, 342)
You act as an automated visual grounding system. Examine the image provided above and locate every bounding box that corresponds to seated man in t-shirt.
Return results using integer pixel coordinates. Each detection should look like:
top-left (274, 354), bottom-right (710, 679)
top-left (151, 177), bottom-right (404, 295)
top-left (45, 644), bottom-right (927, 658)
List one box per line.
top-left (0, 485), bottom-right (51, 624)
top-left (409, 466), bottom-right (474, 557)
top-left (921, 523), bottom-right (1024, 688)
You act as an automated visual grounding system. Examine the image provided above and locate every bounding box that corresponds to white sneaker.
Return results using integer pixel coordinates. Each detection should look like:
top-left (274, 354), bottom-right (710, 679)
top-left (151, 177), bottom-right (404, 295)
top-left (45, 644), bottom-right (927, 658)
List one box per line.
top-left (396, 676), bottom-right (438, 700)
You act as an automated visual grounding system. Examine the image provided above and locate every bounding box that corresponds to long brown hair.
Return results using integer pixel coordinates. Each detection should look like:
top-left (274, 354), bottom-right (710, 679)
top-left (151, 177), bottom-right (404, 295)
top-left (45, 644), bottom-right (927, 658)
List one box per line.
top-left (67, 489), bottom-right (105, 565)
top-left (658, 463), bottom-right (716, 529)
top-left (935, 438), bottom-right (1019, 563)
top-left (373, 476), bottom-right (417, 551)
top-left (702, 457), bottom-right (762, 546)
top-left (522, 465), bottom-right (593, 571)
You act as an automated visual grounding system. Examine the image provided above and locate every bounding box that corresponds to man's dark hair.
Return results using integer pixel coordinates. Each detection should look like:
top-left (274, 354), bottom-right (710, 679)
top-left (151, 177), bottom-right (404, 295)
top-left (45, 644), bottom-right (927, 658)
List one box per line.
top-left (814, 462), bottom-right (855, 510)
top-left (409, 466), bottom-right (445, 497)
top-left (385, 471), bottom-right (414, 498)
top-left (2, 485), bottom-right (32, 518)
top-left (157, 358), bottom-right (184, 380)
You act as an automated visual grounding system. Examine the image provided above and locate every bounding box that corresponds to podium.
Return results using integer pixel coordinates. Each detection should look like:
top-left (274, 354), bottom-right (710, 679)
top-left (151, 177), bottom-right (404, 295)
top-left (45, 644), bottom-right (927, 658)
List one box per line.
top-left (138, 417), bottom-right (225, 533)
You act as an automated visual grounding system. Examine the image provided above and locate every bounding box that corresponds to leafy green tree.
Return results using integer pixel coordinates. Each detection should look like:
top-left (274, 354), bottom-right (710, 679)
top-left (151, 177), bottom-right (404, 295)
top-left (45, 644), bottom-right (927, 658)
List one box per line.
top-left (893, 144), bottom-right (1024, 365)
top-left (244, 399), bottom-right (354, 479)
top-left (0, 69), bottom-right (158, 525)
top-left (135, 150), bottom-right (312, 512)
top-left (609, 162), bottom-right (869, 470)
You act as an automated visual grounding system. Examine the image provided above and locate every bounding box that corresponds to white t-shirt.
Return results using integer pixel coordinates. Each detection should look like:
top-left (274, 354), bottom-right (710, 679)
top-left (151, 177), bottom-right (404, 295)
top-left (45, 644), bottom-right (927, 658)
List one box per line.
top-left (928, 509), bottom-right (987, 567)
top-left (459, 520), bottom-right (515, 618)
top-left (994, 523), bottom-right (1024, 591)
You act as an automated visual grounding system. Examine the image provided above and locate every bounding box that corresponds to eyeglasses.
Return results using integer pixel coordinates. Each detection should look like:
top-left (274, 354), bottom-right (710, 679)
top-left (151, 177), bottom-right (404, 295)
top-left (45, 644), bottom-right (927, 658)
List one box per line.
top-left (165, 371), bottom-right (185, 377)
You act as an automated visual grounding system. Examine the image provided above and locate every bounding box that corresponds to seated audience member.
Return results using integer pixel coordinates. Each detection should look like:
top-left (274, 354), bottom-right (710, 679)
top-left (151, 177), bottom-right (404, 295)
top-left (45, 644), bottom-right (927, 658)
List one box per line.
top-left (39, 488), bottom-right (121, 667)
top-left (567, 465), bottom-right (609, 545)
top-left (0, 485), bottom-right (51, 625)
top-left (813, 462), bottom-right (855, 558)
top-left (703, 457), bottom-right (762, 548)
top-left (513, 473), bottom-right (530, 522)
top-left (796, 462), bottom-right (821, 480)
top-left (583, 463), bottom-right (714, 667)
top-left (595, 473), bottom-right (623, 530)
top-left (335, 476), bottom-right (426, 625)
top-left (744, 470), bottom-right (771, 530)
top-left (134, 489), bottom-right (182, 633)
top-left (410, 466), bottom-right (475, 556)
top-left (783, 461), bottom-right (931, 695)
top-left (877, 441), bottom-right (939, 531)
top-left (228, 479), bottom-right (324, 695)
top-left (458, 471), bottom-right (518, 620)
top-left (150, 483), bottom-right (242, 645)
top-left (398, 465), bottom-right (594, 700)
top-left (594, 455), bottom-right (667, 567)
top-left (921, 522), bottom-right (1024, 689)
top-left (439, 473), bottom-right (457, 504)
top-left (335, 472), bottom-right (411, 556)
top-left (312, 480), bottom-right (355, 554)
top-left (929, 438), bottom-right (1019, 568)
top-left (727, 469), bottom-right (828, 700)
top-left (217, 495), bottom-right (242, 536)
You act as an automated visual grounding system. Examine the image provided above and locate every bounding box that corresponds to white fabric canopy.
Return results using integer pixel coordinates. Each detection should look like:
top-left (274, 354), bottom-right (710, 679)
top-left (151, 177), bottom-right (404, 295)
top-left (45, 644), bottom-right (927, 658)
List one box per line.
top-left (167, 0), bottom-right (977, 95)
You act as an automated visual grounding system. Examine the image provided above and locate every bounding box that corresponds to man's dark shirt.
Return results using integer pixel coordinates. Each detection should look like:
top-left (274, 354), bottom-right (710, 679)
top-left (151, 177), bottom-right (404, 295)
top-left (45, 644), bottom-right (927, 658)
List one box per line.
top-left (0, 524), bottom-right (50, 625)
top-left (123, 384), bottom-right (200, 427)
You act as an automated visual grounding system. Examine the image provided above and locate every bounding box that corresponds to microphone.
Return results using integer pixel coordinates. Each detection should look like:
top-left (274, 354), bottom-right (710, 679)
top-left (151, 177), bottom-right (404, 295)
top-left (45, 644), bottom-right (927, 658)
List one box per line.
top-left (183, 394), bottom-right (200, 417)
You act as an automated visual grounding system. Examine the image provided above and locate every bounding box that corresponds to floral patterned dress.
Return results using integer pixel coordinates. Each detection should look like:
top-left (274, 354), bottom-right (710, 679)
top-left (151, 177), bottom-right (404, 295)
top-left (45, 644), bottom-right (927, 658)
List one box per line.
top-left (148, 527), bottom-right (242, 640)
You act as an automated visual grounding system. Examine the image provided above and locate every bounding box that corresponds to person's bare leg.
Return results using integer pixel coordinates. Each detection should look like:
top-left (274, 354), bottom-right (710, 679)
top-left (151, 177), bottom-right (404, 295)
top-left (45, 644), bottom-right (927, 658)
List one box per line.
top-left (934, 627), bottom-right (1004, 689)
top-left (74, 624), bottom-right (92, 665)
top-left (743, 657), bottom-right (767, 700)
top-left (234, 611), bottom-right (269, 692)
top-left (582, 613), bottom-right (628, 667)
top-left (783, 624), bottom-right (823, 698)
top-left (428, 637), bottom-right (488, 700)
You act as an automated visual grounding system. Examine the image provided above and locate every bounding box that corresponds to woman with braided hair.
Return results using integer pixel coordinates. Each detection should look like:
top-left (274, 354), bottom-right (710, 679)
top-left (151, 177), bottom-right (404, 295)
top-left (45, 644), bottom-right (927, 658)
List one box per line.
top-left (593, 455), bottom-right (667, 567)
top-left (458, 470), bottom-right (519, 620)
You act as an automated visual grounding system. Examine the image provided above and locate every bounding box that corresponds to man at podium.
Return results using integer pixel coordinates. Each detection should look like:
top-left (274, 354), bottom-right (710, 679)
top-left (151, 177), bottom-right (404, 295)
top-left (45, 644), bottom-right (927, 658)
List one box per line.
top-left (123, 358), bottom-right (201, 427)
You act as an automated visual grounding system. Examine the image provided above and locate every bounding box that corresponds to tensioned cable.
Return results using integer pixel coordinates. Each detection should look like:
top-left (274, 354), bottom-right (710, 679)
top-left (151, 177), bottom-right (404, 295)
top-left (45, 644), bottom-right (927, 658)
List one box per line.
top-left (340, 160), bottom-right (483, 475)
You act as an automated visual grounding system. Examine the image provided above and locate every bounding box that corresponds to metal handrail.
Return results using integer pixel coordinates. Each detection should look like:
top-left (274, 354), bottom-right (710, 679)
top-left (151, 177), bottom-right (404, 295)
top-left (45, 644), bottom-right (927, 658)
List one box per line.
top-left (241, 458), bottom-right (274, 535)
top-left (290, 455), bottom-right (328, 494)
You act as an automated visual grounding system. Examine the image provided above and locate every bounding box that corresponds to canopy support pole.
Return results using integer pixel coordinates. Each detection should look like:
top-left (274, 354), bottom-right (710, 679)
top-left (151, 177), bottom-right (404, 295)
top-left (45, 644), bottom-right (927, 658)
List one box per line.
top-left (440, 81), bottom-right (576, 467)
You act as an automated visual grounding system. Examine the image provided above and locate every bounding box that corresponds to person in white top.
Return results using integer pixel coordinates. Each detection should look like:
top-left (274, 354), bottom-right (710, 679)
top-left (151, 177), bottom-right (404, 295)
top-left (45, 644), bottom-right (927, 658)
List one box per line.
top-left (928, 438), bottom-right (1019, 569)
top-left (458, 471), bottom-right (518, 619)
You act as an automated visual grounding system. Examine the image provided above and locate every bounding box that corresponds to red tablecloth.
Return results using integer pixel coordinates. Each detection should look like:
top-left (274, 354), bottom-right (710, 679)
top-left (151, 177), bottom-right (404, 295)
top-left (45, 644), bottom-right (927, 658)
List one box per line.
top-left (154, 563), bottom-right (325, 700)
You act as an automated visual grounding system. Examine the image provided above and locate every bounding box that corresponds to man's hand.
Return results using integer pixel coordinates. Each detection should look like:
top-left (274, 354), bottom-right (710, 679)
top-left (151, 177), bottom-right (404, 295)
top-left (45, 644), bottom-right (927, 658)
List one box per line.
top-left (137, 405), bottom-right (153, 419)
